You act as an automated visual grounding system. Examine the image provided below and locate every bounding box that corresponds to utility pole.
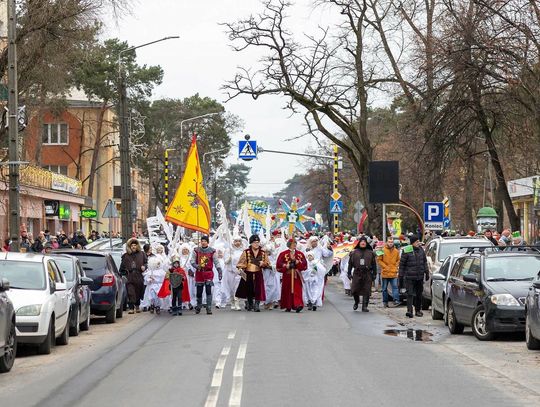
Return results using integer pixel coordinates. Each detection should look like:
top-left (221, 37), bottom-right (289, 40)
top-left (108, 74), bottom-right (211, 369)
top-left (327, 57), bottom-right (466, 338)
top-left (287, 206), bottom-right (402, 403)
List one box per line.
top-left (333, 145), bottom-right (339, 235)
top-left (7, 0), bottom-right (20, 251)
top-left (117, 36), bottom-right (179, 242)
top-left (118, 71), bottom-right (132, 242)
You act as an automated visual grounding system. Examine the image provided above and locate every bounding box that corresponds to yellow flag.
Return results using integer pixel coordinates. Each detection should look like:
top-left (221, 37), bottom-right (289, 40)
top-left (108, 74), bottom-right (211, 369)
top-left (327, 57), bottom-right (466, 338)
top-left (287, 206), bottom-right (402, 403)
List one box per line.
top-left (165, 136), bottom-right (211, 233)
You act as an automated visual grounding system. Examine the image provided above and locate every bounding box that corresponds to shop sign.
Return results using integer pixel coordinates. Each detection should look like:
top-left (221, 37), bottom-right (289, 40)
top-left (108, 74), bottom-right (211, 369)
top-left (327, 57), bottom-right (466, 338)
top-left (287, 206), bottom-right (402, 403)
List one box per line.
top-left (80, 209), bottom-right (98, 219)
top-left (59, 204), bottom-right (71, 220)
top-left (51, 173), bottom-right (81, 195)
top-left (44, 200), bottom-right (60, 217)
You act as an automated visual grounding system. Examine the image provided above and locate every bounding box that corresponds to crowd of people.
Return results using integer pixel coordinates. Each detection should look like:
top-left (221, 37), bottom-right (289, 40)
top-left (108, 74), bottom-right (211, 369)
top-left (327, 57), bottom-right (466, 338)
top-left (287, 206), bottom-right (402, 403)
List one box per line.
top-left (118, 232), bottom-right (334, 316)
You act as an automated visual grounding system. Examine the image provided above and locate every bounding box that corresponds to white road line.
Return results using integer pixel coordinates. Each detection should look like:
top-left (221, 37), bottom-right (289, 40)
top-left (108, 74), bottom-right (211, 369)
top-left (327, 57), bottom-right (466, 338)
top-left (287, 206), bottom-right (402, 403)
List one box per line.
top-left (228, 330), bottom-right (236, 339)
top-left (205, 345), bottom-right (231, 407)
top-left (229, 335), bottom-right (249, 407)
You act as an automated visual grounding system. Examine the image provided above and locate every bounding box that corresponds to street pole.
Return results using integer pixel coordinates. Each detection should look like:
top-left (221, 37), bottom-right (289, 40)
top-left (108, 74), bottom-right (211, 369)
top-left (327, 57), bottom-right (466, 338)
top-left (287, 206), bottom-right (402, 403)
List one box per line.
top-left (164, 148), bottom-right (171, 212)
top-left (117, 36), bottom-right (179, 242)
top-left (7, 0), bottom-right (20, 251)
top-left (180, 112), bottom-right (220, 142)
top-left (118, 72), bottom-right (132, 242)
top-left (382, 203), bottom-right (387, 242)
top-left (333, 145), bottom-right (339, 235)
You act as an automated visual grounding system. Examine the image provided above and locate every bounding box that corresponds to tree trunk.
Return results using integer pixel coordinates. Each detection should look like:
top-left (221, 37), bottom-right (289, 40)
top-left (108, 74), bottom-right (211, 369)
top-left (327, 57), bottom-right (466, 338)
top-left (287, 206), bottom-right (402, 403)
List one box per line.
top-left (464, 157), bottom-right (474, 231)
top-left (86, 105), bottom-right (107, 198)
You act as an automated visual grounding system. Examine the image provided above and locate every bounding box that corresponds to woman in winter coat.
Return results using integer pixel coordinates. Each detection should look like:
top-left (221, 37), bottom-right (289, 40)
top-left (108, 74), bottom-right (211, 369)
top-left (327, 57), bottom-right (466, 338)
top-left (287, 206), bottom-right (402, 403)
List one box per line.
top-left (347, 236), bottom-right (377, 312)
top-left (120, 238), bottom-right (147, 314)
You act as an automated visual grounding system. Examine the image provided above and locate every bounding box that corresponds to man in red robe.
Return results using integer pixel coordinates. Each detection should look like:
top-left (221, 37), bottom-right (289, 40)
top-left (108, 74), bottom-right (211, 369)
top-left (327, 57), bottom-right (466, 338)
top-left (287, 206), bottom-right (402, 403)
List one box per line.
top-left (276, 239), bottom-right (308, 312)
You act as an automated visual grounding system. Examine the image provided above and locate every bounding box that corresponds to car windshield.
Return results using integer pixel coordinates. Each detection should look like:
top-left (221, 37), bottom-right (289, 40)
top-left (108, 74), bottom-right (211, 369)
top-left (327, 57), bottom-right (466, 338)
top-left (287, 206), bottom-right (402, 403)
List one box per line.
top-left (439, 241), bottom-right (492, 262)
top-left (54, 258), bottom-right (75, 284)
top-left (74, 255), bottom-right (107, 278)
top-left (485, 256), bottom-right (540, 281)
top-left (0, 260), bottom-right (45, 290)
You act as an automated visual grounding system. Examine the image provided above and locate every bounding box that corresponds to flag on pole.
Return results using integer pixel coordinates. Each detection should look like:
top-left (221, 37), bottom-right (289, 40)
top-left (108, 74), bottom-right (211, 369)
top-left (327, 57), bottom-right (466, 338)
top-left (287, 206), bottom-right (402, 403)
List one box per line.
top-left (165, 135), bottom-right (211, 234)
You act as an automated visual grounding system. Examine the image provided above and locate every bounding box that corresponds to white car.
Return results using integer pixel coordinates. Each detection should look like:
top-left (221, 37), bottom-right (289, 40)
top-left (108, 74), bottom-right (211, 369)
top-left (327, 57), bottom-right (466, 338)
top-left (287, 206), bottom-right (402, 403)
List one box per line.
top-left (0, 253), bottom-right (70, 354)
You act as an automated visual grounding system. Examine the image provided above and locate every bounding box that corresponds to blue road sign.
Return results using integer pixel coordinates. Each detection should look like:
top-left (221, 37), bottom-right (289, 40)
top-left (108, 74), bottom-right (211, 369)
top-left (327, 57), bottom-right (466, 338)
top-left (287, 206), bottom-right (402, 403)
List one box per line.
top-left (423, 202), bottom-right (444, 222)
top-left (238, 140), bottom-right (257, 160)
top-left (330, 200), bottom-right (343, 214)
top-left (443, 218), bottom-right (451, 228)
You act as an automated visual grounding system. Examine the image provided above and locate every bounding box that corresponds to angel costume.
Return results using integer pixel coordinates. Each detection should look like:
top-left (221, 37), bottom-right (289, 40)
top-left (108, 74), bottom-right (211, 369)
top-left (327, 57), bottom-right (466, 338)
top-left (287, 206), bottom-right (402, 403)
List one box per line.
top-left (263, 238), bottom-right (282, 308)
top-left (222, 237), bottom-right (245, 310)
top-left (303, 253), bottom-right (327, 311)
top-left (143, 257), bottom-right (167, 314)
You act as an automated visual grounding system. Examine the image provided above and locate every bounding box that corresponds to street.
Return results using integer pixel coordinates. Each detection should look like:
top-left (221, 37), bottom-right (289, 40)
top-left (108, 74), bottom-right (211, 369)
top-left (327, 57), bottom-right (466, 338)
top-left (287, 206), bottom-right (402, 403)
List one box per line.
top-left (1, 279), bottom-right (539, 407)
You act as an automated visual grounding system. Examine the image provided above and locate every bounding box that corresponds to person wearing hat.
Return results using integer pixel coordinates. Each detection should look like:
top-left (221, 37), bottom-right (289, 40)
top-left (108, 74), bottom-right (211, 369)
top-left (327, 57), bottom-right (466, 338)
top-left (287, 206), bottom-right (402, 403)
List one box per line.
top-left (43, 242), bottom-right (53, 255)
top-left (276, 238), bottom-right (308, 312)
top-left (235, 235), bottom-right (270, 312)
top-left (347, 236), bottom-right (377, 312)
top-left (120, 238), bottom-right (148, 314)
top-left (398, 234), bottom-right (429, 318)
top-left (191, 236), bottom-right (222, 315)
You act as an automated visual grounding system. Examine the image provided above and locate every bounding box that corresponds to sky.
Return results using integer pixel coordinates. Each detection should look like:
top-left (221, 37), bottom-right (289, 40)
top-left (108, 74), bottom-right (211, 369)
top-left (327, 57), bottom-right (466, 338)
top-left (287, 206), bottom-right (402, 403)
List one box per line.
top-left (103, 0), bottom-right (331, 197)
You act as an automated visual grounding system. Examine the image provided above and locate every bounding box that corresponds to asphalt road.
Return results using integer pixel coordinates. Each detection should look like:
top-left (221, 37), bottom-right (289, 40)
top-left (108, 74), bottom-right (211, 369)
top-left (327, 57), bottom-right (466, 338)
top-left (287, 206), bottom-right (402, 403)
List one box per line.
top-left (1, 278), bottom-right (540, 407)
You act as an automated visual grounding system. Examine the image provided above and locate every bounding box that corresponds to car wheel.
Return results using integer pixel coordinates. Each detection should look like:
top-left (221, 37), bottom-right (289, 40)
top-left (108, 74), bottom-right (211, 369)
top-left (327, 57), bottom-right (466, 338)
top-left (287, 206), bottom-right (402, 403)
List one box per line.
top-left (105, 300), bottom-right (117, 324)
top-left (80, 306), bottom-right (91, 331)
top-left (116, 299), bottom-right (124, 319)
top-left (56, 317), bottom-right (70, 346)
top-left (0, 321), bottom-right (17, 373)
top-left (69, 310), bottom-right (80, 337)
top-left (447, 302), bottom-right (464, 334)
top-left (431, 301), bottom-right (444, 320)
top-left (38, 319), bottom-right (54, 355)
top-left (471, 305), bottom-right (495, 341)
top-left (526, 313), bottom-right (540, 350)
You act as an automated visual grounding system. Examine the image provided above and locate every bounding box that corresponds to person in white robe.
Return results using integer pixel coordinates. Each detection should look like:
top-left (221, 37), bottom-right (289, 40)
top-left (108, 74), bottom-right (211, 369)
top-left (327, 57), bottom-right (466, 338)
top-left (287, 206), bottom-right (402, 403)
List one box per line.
top-left (303, 252), bottom-right (327, 311)
top-left (263, 236), bottom-right (282, 309)
top-left (144, 256), bottom-right (167, 314)
top-left (340, 255), bottom-right (351, 296)
top-left (222, 236), bottom-right (245, 310)
top-left (178, 243), bottom-right (196, 310)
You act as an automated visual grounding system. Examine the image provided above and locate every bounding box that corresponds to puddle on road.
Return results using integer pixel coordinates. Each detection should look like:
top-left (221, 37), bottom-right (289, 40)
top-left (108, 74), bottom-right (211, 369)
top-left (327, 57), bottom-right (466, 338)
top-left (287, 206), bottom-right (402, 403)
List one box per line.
top-left (383, 329), bottom-right (433, 342)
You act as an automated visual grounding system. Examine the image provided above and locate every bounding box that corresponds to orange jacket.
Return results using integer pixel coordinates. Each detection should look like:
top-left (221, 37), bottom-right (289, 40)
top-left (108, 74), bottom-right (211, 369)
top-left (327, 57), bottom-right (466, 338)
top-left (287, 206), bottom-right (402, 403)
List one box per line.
top-left (377, 246), bottom-right (400, 278)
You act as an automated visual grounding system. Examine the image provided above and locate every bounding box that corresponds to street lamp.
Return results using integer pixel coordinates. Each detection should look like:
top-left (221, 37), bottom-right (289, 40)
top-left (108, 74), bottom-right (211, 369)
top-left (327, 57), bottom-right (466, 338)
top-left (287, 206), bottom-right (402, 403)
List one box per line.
top-left (202, 146), bottom-right (231, 228)
top-left (117, 35), bottom-right (179, 242)
top-left (180, 112), bottom-right (221, 141)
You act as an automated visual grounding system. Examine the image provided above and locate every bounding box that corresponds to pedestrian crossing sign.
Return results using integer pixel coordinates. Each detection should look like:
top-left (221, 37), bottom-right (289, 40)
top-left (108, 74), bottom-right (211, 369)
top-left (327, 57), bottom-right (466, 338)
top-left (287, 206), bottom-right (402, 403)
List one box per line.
top-left (238, 140), bottom-right (257, 160)
top-left (329, 200), bottom-right (343, 214)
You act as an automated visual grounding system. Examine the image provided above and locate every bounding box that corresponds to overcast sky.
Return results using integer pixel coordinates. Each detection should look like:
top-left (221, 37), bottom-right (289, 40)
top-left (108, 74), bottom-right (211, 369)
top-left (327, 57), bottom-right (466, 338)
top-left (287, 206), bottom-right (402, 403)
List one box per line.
top-left (104, 0), bottom-right (331, 197)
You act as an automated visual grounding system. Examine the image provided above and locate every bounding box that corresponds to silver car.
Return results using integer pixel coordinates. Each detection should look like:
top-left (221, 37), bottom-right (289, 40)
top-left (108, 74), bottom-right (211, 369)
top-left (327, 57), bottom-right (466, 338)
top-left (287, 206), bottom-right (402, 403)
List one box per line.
top-left (430, 254), bottom-right (461, 322)
top-left (422, 236), bottom-right (493, 309)
top-left (0, 278), bottom-right (16, 373)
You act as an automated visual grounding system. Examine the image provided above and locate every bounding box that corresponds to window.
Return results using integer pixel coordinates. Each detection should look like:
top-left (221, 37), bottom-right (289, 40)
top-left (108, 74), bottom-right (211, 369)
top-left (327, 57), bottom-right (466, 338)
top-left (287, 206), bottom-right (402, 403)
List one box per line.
top-left (438, 241), bottom-right (493, 262)
top-left (48, 261), bottom-right (64, 283)
top-left (450, 258), bottom-right (465, 278)
top-left (439, 258), bottom-right (451, 277)
top-left (43, 123), bottom-right (68, 145)
top-left (42, 165), bottom-right (68, 175)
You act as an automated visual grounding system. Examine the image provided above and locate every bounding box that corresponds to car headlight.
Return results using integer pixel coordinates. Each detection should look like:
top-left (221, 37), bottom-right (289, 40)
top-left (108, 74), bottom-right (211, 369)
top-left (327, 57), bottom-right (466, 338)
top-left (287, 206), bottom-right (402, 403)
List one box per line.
top-left (17, 304), bottom-right (43, 316)
top-left (490, 294), bottom-right (520, 306)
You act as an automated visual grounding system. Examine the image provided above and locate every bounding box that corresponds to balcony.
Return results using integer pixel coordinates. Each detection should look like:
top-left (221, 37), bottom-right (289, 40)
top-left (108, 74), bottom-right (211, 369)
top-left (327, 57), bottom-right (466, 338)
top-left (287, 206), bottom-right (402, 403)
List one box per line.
top-left (0, 164), bottom-right (82, 195)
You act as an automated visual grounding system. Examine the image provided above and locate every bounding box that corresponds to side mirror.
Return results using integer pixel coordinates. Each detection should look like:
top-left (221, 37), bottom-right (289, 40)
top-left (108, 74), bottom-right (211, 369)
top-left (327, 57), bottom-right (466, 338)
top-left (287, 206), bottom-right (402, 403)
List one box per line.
top-left (0, 278), bottom-right (10, 291)
top-left (463, 274), bottom-right (479, 284)
top-left (432, 273), bottom-right (446, 281)
top-left (533, 281), bottom-right (540, 289)
top-left (81, 277), bottom-right (93, 286)
top-left (55, 282), bottom-right (67, 291)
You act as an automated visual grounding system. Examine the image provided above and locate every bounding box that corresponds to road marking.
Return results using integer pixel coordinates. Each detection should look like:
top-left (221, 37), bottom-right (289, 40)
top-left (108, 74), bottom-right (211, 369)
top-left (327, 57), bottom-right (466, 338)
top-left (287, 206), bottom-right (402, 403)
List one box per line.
top-left (229, 334), bottom-right (249, 407)
top-left (228, 330), bottom-right (236, 339)
top-left (205, 344), bottom-right (231, 407)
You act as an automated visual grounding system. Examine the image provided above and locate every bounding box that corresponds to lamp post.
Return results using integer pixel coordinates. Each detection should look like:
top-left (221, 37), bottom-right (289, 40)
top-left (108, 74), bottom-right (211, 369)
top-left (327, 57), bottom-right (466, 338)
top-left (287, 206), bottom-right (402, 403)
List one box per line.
top-left (7, 0), bottom-right (20, 251)
top-left (180, 112), bottom-right (220, 142)
top-left (118, 35), bottom-right (178, 242)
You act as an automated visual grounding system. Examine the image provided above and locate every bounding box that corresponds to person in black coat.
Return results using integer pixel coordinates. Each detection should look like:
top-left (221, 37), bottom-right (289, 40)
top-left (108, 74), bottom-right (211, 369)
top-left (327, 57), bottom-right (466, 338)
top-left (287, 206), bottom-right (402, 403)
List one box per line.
top-left (398, 235), bottom-right (429, 318)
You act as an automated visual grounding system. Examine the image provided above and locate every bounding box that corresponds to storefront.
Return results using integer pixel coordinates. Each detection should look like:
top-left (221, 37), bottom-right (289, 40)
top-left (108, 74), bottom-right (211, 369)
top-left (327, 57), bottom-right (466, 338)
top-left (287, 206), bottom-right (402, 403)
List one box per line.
top-left (507, 175), bottom-right (540, 243)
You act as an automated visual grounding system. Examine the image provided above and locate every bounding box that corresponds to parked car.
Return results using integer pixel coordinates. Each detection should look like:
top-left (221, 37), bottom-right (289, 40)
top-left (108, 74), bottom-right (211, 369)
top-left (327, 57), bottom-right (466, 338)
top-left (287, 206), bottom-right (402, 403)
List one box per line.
top-left (429, 253), bottom-right (460, 322)
top-left (85, 238), bottom-right (149, 252)
top-left (525, 271), bottom-right (540, 350)
top-left (446, 249), bottom-right (540, 340)
top-left (55, 250), bottom-right (126, 323)
top-left (0, 253), bottom-right (70, 354)
top-left (0, 278), bottom-right (16, 373)
top-left (51, 254), bottom-right (93, 336)
top-left (423, 236), bottom-right (493, 309)
top-left (92, 249), bottom-right (128, 312)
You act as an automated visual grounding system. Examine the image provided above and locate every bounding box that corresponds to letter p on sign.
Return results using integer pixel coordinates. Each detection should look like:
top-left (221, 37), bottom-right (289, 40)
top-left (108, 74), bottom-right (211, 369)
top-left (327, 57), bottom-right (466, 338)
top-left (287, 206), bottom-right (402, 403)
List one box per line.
top-left (423, 202), bottom-right (444, 222)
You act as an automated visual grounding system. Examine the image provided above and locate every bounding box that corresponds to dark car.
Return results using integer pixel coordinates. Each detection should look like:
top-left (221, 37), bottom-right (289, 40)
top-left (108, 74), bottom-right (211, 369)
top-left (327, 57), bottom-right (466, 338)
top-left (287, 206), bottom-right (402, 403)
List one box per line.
top-left (51, 254), bottom-right (93, 336)
top-left (446, 249), bottom-right (540, 341)
top-left (0, 278), bottom-right (16, 373)
top-left (55, 250), bottom-right (126, 323)
top-left (525, 272), bottom-right (540, 350)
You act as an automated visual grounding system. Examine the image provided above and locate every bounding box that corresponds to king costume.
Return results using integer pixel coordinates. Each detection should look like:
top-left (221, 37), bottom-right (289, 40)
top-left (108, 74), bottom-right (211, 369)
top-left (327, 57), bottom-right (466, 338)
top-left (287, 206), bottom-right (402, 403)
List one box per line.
top-left (276, 239), bottom-right (308, 312)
